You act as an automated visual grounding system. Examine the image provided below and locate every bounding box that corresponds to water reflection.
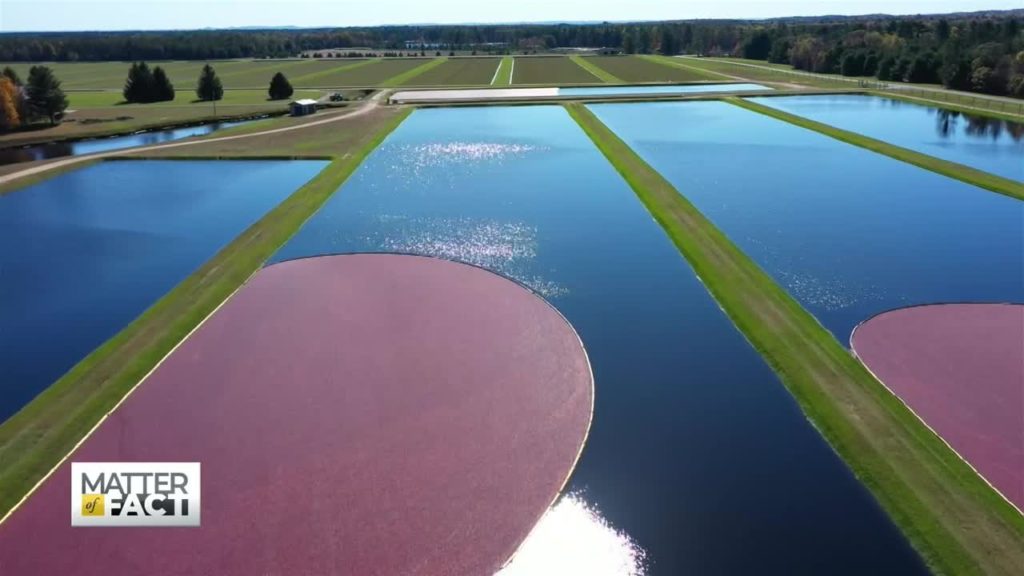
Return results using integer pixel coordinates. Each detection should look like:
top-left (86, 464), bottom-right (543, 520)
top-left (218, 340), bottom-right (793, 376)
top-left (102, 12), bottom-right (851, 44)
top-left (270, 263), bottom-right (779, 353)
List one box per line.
top-left (932, 108), bottom-right (1024, 142)
top-left (497, 493), bottom-right (646, 576)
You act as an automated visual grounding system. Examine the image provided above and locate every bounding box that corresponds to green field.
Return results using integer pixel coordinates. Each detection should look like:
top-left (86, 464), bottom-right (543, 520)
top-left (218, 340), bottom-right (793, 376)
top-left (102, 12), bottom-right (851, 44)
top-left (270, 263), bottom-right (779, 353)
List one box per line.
top-left (67, 89), bottom-right (322, 108)
top-left (1, 58), bottom-right (436, 90)
top-left (511, 56), bottom-right (600, 85)
top-left (587, 56), bottom-right (720, 83)
top-left (492, 56), bottom-right (514, 85)
top-left (400, 57), bottom-right (501, 86)
top-left (570, 55), bottom-right (621, 83)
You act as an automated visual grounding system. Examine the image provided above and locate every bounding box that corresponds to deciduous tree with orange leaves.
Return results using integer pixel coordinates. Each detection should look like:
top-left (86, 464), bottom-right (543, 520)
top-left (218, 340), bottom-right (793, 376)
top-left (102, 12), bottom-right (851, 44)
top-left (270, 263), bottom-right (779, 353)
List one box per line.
top-left (0, 77), bottom-right (21, 132)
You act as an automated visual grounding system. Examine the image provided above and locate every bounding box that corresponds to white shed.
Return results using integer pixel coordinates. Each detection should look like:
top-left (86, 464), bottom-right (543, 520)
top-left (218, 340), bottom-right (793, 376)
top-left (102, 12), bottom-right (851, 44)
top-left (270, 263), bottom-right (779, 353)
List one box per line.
top-left (290, 99), bottom-right (318, 116)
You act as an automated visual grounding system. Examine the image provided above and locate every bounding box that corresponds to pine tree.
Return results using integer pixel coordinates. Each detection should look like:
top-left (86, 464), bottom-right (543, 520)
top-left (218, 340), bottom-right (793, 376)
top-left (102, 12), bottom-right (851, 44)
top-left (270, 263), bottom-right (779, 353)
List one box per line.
top-left (123, 61), bottom-right (155, 103)
top-left (26, 65), bottom-right (68, 124)
top-left (2, 66), bottom-right (21, 86)
top-left (195, 64), bottom-right (223, 102)
top-left (267, 71), bottom-right (294, 100)
top-left (152, 66), bottom-right (175, 102)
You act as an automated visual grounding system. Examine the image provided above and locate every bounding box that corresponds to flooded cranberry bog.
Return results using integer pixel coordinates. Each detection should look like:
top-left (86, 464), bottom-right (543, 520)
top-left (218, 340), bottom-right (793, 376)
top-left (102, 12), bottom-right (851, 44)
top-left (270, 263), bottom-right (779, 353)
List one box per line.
top-left (271, 105), bottom-right (927, 574)
top-left (853, 303), bottom-right (1024, 512)
top-left (2, 92), bottom-right (1022, 574)
top-left (0, 254), bottom-right (593, 575)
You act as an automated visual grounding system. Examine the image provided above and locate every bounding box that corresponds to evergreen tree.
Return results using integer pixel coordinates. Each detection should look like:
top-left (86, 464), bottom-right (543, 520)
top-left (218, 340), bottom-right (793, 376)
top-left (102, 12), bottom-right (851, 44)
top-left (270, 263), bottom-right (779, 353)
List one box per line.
top-left (152, 66), bottom-right (175, 101)
top-left (195, 64), bottom-right (223, 102)
top-left (2, 66), bottom-right (21, 86)
top-left (123, 61), bottom-right (155, 103)
top-left (26, 65), bottom-right (68, 124)
top-left (659, 28), bottom-right (678, 55)
top-left (267, 71), bottom-right (294, 100)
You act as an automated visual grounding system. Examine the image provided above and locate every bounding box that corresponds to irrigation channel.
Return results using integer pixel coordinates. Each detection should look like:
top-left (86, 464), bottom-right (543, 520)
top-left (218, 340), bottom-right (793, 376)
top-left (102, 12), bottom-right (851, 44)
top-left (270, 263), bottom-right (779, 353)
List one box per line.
top-left (0, 119), bottom-right (255, 166)
top-left (590, 100), bottom-right (1024, 341)
top-left (0, 160), bottom-right (328, 421)
top-left (271, 105), bottom-right (927, 574)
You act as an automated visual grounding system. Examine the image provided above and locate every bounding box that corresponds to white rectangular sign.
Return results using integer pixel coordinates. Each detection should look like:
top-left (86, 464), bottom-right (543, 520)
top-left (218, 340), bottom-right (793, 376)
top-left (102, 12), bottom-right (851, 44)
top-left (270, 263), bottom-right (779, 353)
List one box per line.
top-left (71, 462), bottom-right (201, 527)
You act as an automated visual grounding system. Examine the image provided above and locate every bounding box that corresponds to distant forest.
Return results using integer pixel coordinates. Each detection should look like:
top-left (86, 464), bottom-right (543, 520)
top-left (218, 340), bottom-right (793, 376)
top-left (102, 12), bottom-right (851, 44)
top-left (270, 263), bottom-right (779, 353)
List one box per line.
top-left (1, 10), bottom-right (1022, 98)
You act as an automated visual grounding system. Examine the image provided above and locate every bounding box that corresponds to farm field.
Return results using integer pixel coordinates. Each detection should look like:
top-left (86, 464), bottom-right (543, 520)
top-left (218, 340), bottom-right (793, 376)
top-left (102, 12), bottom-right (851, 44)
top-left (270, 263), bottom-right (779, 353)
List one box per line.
top-left (587, 55), bottom-right (720, 83)
top-left (673, 56), bottom-right (858, 88)
top-left (1, 58), bottom-right (431, 90)
top-left (3, 52), bottom-right (1024, 576)
top-left (511, 56), bottom-right (600, 85)
top-left (66, 88), bottom-right (322, 107)
top-left (400, 57), bottom-right (501, 86)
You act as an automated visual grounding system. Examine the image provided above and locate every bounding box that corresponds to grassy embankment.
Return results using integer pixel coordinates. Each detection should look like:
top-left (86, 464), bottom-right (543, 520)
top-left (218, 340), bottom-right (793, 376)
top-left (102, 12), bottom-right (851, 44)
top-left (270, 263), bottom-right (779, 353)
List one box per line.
top-left (591, 55), bottom-right (720, 83)
top-left (492, 56), bottom-right (514, 85)
top-left (382, 57), bottom-right (449, 87)
top-left (570, 55), bottom-right (622, 83)
top-left (565, 102), bottom-right (1024, 575)
top-left (0, 105), bottom-right (412, 521)
top-left (728, 97), bottom-right (1024, 201)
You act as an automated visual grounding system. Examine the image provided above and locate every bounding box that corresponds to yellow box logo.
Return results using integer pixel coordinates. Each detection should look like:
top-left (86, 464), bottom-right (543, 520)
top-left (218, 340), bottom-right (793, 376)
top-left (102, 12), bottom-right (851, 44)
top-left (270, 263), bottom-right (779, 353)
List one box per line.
top-left (81, 494), bottom-right (104, 516)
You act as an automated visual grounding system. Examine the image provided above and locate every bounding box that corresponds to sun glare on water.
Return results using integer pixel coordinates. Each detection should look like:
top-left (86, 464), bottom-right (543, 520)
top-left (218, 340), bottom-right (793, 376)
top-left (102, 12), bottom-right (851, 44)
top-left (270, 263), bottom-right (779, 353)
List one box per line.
top-left (497, 493), bottom-right (647, 576)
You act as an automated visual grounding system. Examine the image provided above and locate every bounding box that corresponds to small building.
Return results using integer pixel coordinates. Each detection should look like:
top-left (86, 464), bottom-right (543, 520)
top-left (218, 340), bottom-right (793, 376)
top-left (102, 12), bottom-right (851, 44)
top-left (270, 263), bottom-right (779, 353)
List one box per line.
top-left (290, 99), bottom-right (318, 117)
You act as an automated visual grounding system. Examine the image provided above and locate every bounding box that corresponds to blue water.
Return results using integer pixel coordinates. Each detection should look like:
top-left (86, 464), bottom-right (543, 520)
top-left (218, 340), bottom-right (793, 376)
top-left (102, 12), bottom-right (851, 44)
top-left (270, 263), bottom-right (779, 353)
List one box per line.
top-left (0, 160), bottom-right (327, 420)
top-left (0, 120), bottom-right (252, 166)
top-left (590, 100), bottom-right (1024, 342)
top-left (560, 82), bottom-right (770, 97)
top-left (274, 106), bottom-right (926, 574)
top-left (749, 94), bottom-right (1024, 181)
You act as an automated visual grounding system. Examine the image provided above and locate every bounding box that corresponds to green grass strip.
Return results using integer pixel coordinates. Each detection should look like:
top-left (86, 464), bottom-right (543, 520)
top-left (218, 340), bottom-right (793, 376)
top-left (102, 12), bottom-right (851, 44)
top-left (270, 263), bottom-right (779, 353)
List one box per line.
top-left (564, 102), bottom-right (1024, 575)
top-left (492, 56), bottom-right (514, 85)
top-left (728, 97), bottom-right (1023, 201)
top-left (289, 58), bottom-right (380, 86)
top-left (388, 57), bottom-right (449, 87)
top-left (0, 107), bottom-right (413, 521)
top-left (639, 55), bottom-right (734, 81)
top-left (570, 55), bottom-right (622, 83)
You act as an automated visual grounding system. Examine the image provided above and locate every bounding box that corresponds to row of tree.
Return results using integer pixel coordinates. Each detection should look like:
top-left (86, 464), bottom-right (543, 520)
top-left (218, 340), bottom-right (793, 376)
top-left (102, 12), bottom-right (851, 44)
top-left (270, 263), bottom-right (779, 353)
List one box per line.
top-left (123, 62), bottom-right (175, 102)
top-left (122, 63), bottom-right (294, 102)
top-left (735, 17), bottom-right (1024, 97)
top-left (1, 11), bottom-right (1021, 99)
top-left (122, 62), bottom-right (225, 103)
top-left (0, 66), bottom-right (68, 131)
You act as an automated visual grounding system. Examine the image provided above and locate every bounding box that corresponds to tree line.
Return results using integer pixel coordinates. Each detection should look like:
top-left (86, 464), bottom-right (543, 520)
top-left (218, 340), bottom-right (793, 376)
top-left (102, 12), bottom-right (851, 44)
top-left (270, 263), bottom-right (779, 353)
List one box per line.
top-left (0, 66), bottom-right (68, 131)
top-left (734, 17), bottom-right (1024, 97)
top-left (0, 62), bottom-right (301, 132)
top-left (0, 11), bottom-right (1021, 99)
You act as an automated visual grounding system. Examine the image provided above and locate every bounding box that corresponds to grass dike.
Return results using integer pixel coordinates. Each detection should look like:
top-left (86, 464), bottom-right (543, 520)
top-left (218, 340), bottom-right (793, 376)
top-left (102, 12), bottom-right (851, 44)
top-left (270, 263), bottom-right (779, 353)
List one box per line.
top-left (564, 101), bottom-right (1024, 576)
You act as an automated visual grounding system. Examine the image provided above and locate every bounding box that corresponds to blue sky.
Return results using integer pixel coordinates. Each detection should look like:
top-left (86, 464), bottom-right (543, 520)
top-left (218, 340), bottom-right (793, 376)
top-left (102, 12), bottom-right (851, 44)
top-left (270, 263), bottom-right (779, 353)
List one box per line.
top-left (2, 0), bottom-right (1020, 32)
